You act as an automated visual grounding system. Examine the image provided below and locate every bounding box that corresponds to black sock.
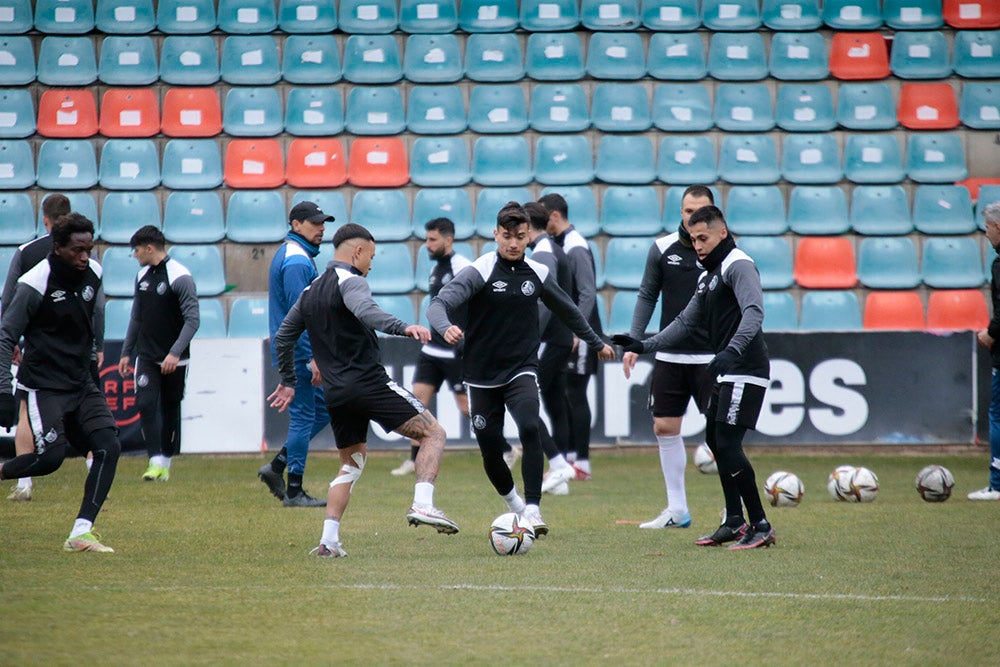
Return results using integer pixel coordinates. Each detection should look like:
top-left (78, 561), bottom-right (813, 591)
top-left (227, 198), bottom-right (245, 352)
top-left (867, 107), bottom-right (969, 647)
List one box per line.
top-left (287, 472), bottom-right (303, 497)
top-left (271, 447), bottom-right (288, 474)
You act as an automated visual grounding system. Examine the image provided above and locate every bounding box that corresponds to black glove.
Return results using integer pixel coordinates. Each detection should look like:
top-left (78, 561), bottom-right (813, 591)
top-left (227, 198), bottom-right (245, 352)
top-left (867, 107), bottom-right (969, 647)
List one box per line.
top-left (611, 334), bottom-right (643, 354)
top-left (706, 348), bottom-right (739, 380)
top-left (0, 393), bottom-right (16, 429)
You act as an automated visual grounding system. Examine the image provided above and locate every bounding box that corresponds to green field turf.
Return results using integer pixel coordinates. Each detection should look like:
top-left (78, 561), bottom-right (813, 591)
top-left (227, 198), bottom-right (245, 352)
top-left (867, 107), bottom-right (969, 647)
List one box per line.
top-left (2, 448), bottom-right (998, 665)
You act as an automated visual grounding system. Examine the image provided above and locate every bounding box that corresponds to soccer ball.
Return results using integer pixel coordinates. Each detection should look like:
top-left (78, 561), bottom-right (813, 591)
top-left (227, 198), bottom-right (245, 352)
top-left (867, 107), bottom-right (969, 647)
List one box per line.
top-left (841, 466), bottom-right (879, 503)
top-left (827, 465), bottom-right (857, 501)
top-left (489, 512), bottom-right (535, 556)
top-left (915, 464), bottom-right (955, 502)
top-left (693, 443), bottom-right (717, 474)
top-left (763, 471), bottom-right (804, 507)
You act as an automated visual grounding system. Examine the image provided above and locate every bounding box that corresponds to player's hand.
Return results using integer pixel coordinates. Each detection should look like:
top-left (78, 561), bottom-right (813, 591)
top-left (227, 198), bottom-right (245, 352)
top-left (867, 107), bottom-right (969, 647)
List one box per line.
top-left (443, 325), bottom-right (464, 345)
top-left (571, 336), bottom-right (580, 353)
top-left (405, 324), bottom-right (431, 344)
top-left (611, 334), bottom-right (643, 354)
top-left (977, 329), bottom-right (994, 348)
top-left (160, 353), bottom-right (180, 374)
top-left (308, 359), bottom-right (322, 387)
top-left (706, 348), bottom-right (739, 380)
top-left (597, 343), bottom-right (615, 361)
top-left (622, 351), bottom-right (638, 379)
top-left (11, 345), bottom-right (21, 365)
top-left (0, 393), bottom-right (16, 429)
top-left (267, 384), bottom-right (295, 413)
top-left (118, 356), bottom-right (133, 377)
top-left (96, 351), bottom-right (104, 368)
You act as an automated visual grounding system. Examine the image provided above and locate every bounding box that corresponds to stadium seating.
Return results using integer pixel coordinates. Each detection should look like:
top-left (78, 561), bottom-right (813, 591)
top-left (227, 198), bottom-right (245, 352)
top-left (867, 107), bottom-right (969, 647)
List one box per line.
top-left (713, 83), bottom-right (775, 132)
top-left (891, 30), bottom-right (952, 79)
top-left (0, 0), bottom-right (32, 34)
top-left (829, 33), bottom-right (890, 80)
top-left (410, 136), bottom-right (471, 187)
top-left (836, 82), bottom-right (898, 130)
top-left (98, 36), bottom-right (158, 85)
top-left (960, 82), bottom-right (1000, 129)
top-left (351, 189), bottom-right (412, 241)
top-left (926, 289), bottom-right (989, 330)
top-left (799, 290), bottom-right (862, 331)
top-left (781, 133), bottom-right (843, 184)
top-left (600, 187), bottom-right (662, 238)
top-left (652, 83), bottom-right (713, 132)
top-left (0, 36), bottom-right (34, 85)
top-left (863, 291), bottom-right (926, 330)
top-left (101, 246), bottom-right (141, 297)
top-left (703, 0), bottom-right (761, 30)
top-left (37, 89), bottom-right (97, 138)
top-left (38, 192), bottom-right (97, 234)
top-left (793, 237), bottom-right (857, 289)
top-left (856, 236), bottom-right (921, 289)
top-left (100, 191), bottom-right (160, 244)
top-left (170, 245), bottom-right (226, 296)
top-left (762, 0), bottom-right (822, 31)
top-left (541, 185), bottom-right (600, 237)
top-left (100, 89), bottom-right (160, 138)
top-left (223, 138), bottom-right (285, 189)
top-left (458, 0), bottom-right (519, 33)
top-left (375, 296), bottom-right (417, 332)
top-left (468, 84), bottom-right (528, 134)
top-left (719, 134), bottom-right (780, 184)
top-left (367, 243), bottom-right (416, 293)
top-left (657, 135), bottom-right (718, 185)
top-left (407, 85), bottom-right (467, 134)
top-left (912, 185), bottom-right (976, 234)
top-left (884, 0), bottom-right (944, 29)
top-left (285, 138), bottom-right (347, 188)
top-left (905, 133), bottom-right (968, 183)
top-left (591, 83), bottom-right (652, 132)
top-left (339, 0), bottom-right (398, 33)
top-left (953, 30), bottom-right (1000, 78)
top-left (788, 186), bottom-right (850, 234)
top-left (464, 33), bottom-right (524, 82)
top-left (0, 140), bottom-right (34, 190)
top-left (220, 35), bottom-right (280, 85)
top-left (225, 190), bottom-right (286, 243)
top-left (36, 139), bottom-right (98, 190)
top-left (526, 32), bottom-right (585, 81)
top-left (707, 31), bottom-right (768, 80)
top-left (471, 135), bottom-right (532, 186)
top-left (608, 290), bottom-right (661, 334)
top-left (0, 192), bottom-right (34, 244)
top-left (474, 187), bottom-right (531, 237)
top-left (411, 188), bottom-right (474, 239)
top-left (343, 34), bottom-right (403, 83)
top-left (581, 0), bottom-right (642, 31)
top-left (725, 186), bottom-right (788, 235)
top-left (823, 0), bottom-right (883, 29)
top-left (162, 191), bottom-right (225, 243)
top-left (521, 0), bottom-right (580, 31)
top-left (99, 139), bottom-right (161, 190)
top-left (346, 137), bottom-right (408, 187)
top-left (345, 86), bottom-right (406, 135)
top-left (921, 237), bottom-right (985, 288)
top-left (284, 87), bottom-right (344, 136)
top-left (37, 36), bottom-right (97, 86)
top-left (404, 33), bottom-right (463, 83)
top-left (195, 299), bottom-right (227, 338)
top-left (775, 84), bottom-right (836, 131)
top-left (161, 88), bottom-right (222, 138)
top-left (400, 0), bottom-right (459, 33)
top-left (943, 0), bottom-right (1000, 29)
top-left (647, 33), bottom-right (707, 81)
top-left (769, 31), bottom-right (828, 81)
top-left (35, 0), bottom-right (94, 34)
top-left (595, 135), bottom-right (655, 184)
top-left (104, 299), bottom-right (134, 340)
top-left (843, 134), bottom-right (905, 184)
top-left (587, 32), bottom-right (646, 80)
top-left (157, 0), bottom-right (217, 33)
top-left (642, 0), bottom-right (701, 31)
top-left (762, 291), bottom-right (798, 331)
top-left (739, 235), bottom-right (794, 289)
top-left (529, 84), bottom-right (591, 132)
top-left (227, 297), bottom-right (270, 339)
top-left (290, 190), bottom-right (348, 230)
top-left (897, 82), bottom-right (959, 130)
top-left (278, 0), bottom-right (338, 33)
top-left (282, 34), bottom-right (341, 84)
top-left (217, 0), bottom-right (277, 34)
top-left (159, 35), bottom-right (220, 85)
top-left (161, 139), bottom-right (223, 190)
top-left (850, 185), bottom-right (913, 235)
top-left (533, 135), bottom-right (593, 185)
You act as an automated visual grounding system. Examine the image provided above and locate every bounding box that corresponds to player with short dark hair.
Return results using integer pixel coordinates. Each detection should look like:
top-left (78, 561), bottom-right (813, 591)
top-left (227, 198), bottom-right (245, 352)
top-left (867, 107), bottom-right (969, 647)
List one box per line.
top-left (613, 206), bottom-right (775, 550)
top-left (0, 213), bottom-right (122, 552)
top-left (118, 225), bottom-right (200, 482)
top-left (270, 223), bottom-right (459, 558)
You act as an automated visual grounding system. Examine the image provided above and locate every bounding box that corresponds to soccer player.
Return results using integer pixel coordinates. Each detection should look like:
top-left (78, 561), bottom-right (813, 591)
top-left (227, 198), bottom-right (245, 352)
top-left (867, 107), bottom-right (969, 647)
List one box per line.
top-left (257, 201), bottom-right (334, 507)
top-left (0, 213), bottom-right (121, 552)
top-left (622, 186), bottom-right (716, 529)
top-left (118, 225), bottom-right (200, 482)
top-left (270, 223), bottom-right (459, 558)
top-left (972, 201), bottom-right (1000, 501)
top-left (390, 217), bottom-right (472, 477)
top-left (539, 192), bottom-right (603, 480)
top-left (613, 206), bottom-right (775, 550)
top-left (427, 202), bottom-right (615, 535)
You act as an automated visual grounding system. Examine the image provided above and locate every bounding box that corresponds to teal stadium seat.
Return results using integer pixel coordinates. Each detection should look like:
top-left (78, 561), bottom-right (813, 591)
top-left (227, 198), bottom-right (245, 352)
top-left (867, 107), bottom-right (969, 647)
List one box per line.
top-left (472, 136), bottom-right (532, 186)
top-left (100, 192), bottom-right (160, 244)
top-left (592, 83), bottom-right (651, 132)
top-left (702, 0), bottom-right (761, 30)
top-left (844, 134), bottom-right (905, 184)
top-left (799, 291), bottom-right (862, 331)
top-left (159, 35), bottom-right (220, 85)
top-left (719, 134), bottom-right (780, 184)
top-left (163, 191), bottom-right (225, 243)
top-left (541, 185), bottom-right (600, 237)
top-left (850, 185), bottom-right (913, 235)
top-left (762, 292), bottom-right (798, 331)
top-left (468, 85), bottom-right (529, 134)
top-left (345, 86), bottom-right (405, 135)
top-left (406, 85), bottom-right (467, 134)
top-left (526, 32), bottom-right (585, 81)
top-left (278, 0), bottom-right (338, 33)
top-left (788, 186), bottom-right (850, 235)
top-left (195, 299), bottom-right (227, 338)
top-left (762, 0), bottom-right (822, 30)
top-left (707, 32), bottom-right (767, 81)
top-left (170, 245), bottom-right (226, 296)
top-left (739, 236), bottom-right (794, 289)
top-left (836, 83), bottom-right (897, 130)
top-left (520, 0), bottom-right (579, 30)
top-left (653, 83), bottom-right (713, 132)
top-left (98, 36), bottom-right (158, 85)
top-left (351, 189), bottom-right (412, 241)
top-left (596, 135), bottom-right (655, 184)
top-left (99, 139), bottom-right (161, 190)
top-left (103, 299), bottom-right (133, 340)
top-left (223, 87), bottom-right (283, 137)
top-left (953, 30), bottom-right (1000, 79)
top-left (375, 296), bottom-right (417, 334)
top-left (884, 0), bottom-right (943, 29)
top-left (37, 37), bottom-right (96, 86)
top-left (38, 192), bottom-right (97, 235)
top-left (284, 87), bottom-right (344, 136)
top-left (781, 133), bottom-right (842, 184)
top-left (529, 84), bottom-right (590, 133)
top-left (0, 37), bottom-right (35, 85)
top-left (657, 135), bottom-right (717, 185)
top-left (410, 136), bottom-right (471, 187)
top-left (857, 236), bottom-right (921, 289)
top-left (34, 0), bottom-right (94, 34)
top-left (411, 188), bottom-right (474, 239)
top-left (775, 84), bottom-right (836, 131)
top-left (608, 291), bottom-right (661, 334)
top-left (343, 35), bottom-right (402, 84)
top-left (769, 31), bottom-right (828, 80)
top-left (0, 193), bottom-right (33, 244)
top-left (220, 35), bottom-right (280, 85)
top-left (713, 83), bottom-right (775, 132)
top-left (367, 243), bottom-right (415, 294)
top-left (912, 185), bottom-right (976, 235)
top-left (157, 0), bottom-right (216, 33)
top-left (905, 134), bottom-right (967, 183)
top-left (217, 0), bottom-right (277, 34)
top-left (0, 0), bottom-right (32, 34)
top-left (100, 246), bottom-right (140, 297)
top-left (227, 298), bottom-right (270, 339)
top-left (590, 239), bottom-right (606, 288)
top-left (36, 139), bottom-right (98, 190)
top-left (642, 0), bottom-right (701, 31)
top-left (290, 190), bottom-right (348, 228)
top-left (458, 0), bottom-right (519, 32)
top-left (97, 0), bottom-right (154, 34)
top-left (725, 186), bottom-right (787, 235)
top-left (475, 187), bottom-right (531, 237)
top-left (339, 0), bottom-right (398, 33)
top-left (601, 187), bottom-right (662, 237)
top-left (960, 83), bottom-right (1000, 130)
top-left (922, 237), bottom-right (985, 288)
top-left (225, 190), bottom-right (287, 243)
top-left (647, 32), bottom-right (706, 80)
top-left (822, 0), bottom-right (883, 29)
top-left (464, 33), bottom-right (523, 82)
top-left (605, 237), bottom-right (651, 288)
top-left (400, 0), bottom-right (458, 33)
top-left (404, 33), bottom-right (463, 83)
top-left (282, 35), bottom-right (341, 84)
top-left (161, 139), bottom-right (223, 190)
top-left (581, 0), bottom-right (641, 31)
top-left (0, 139), bottom-right (33, 189)
top-left (890, 31), bottom-right (952, 79)
top-left (587, 32), bottom-right (646, 80)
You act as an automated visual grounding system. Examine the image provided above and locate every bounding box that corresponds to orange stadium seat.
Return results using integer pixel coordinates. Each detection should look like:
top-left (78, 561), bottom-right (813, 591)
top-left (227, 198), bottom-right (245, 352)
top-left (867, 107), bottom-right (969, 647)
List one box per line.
top-left (346, 137), bottom-right (408, 187)
top-left (793, 236), bottom-right (857, 289)
top-left (223, 138), bottom-right (285, 188)
top-left (286, 138), bottom-right (347, 188)
top-left (99, 88), bottom-right (160, 137)
top-left (926, 289), bottom-right (989, 331)
top-left (161, 88), bottom-right (222, 137)
top-left (36, 89), bottom-right (97, 138)
top-left (897, 83), bottom-right (959, 130)
top-left (863, 291), bottom-right (926, 330)
top-left (829, 33), bottom-right (890, 80)
top-left (943, 0), bottom-right (1000, 28)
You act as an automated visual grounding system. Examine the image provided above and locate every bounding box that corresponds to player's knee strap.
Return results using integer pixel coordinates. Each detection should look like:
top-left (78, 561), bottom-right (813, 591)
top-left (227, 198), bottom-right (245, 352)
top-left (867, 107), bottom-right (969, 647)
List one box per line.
top-left (330, 452), bottom-right (366, 492)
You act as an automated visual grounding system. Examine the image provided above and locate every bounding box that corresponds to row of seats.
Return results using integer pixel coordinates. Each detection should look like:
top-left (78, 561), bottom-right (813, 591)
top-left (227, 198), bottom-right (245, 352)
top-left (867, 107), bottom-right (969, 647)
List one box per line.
top-left (103, 297), bottom-right (270, 340)
top-left (0, 132), bottom-right (970, 192)
top-left (3, 29), bottom-right (998, 88)
top-left (5, 0), bottom-right (996, 36)
top-left (12, 82), bottom-right (997, 141)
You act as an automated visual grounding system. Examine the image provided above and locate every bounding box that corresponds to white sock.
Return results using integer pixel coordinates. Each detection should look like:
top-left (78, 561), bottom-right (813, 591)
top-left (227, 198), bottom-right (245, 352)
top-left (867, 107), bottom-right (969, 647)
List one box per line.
top-left (69, 518), bottom-right (93, 538)
top-left (525, 503), bottom-right (541, 517)
top-left (503, 489), bottom-right (525, 514)
top-left (575, 459), bottom-right (591, 474)
top-left (155, 455), bottom-right (169, 468)
top-left (321, 518), bottom-right (340, 546)
top-left (548, 454), bottom-right (570, 470)
top-left (163, 457), bottom-right (172, 470)
top-left (657, 434), bottom-right (688, 515)
top-left (413, 481), bottom-right (434, 507)
top-left (17, 477), bottom-right (31, 490)
top-left (566, 452), bottom-right (577, 464)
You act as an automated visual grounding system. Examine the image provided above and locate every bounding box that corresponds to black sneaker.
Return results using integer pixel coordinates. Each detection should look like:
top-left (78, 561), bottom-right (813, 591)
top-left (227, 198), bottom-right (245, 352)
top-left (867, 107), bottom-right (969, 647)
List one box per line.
top-left (728, 524), bottom-right (776, 550)
top-left (694, 522), bottom-right (749, 547)
top-left (258, 463), bottom-right (286, 500)
top-left (283, 490), bottom-right (327, 508)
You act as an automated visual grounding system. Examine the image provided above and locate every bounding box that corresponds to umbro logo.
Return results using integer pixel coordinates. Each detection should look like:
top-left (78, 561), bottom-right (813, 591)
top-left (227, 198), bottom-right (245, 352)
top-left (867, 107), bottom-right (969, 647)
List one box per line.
top-left (666, 254), bottom-right (682, 265)
top-left (51, 290), bottom-right (66, 302)
top-left (491, 280), bottom-right (507, 292)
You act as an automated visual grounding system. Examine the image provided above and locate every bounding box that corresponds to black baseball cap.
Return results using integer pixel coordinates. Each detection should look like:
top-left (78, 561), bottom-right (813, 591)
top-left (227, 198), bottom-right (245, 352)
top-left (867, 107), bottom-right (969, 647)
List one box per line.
top-left (289, 201), bottom-right (335, 225)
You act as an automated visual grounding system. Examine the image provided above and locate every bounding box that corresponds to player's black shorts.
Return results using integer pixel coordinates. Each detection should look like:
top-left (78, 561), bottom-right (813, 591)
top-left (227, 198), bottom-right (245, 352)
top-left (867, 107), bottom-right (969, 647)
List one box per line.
top-left (135, 359), bottom-right (188, 403)
top-left (413, 352), bottom-right (466, 394)
top-left (708, 379), bottom-right (768, 430)
top-left (17, 384), bottom-right (117, 455)
top-left (566, 343), bottom-right (598, 376)
top-left (326, 379), bottom-right (425, 448)
top-left (648, 360), bottom-right (711, 418)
